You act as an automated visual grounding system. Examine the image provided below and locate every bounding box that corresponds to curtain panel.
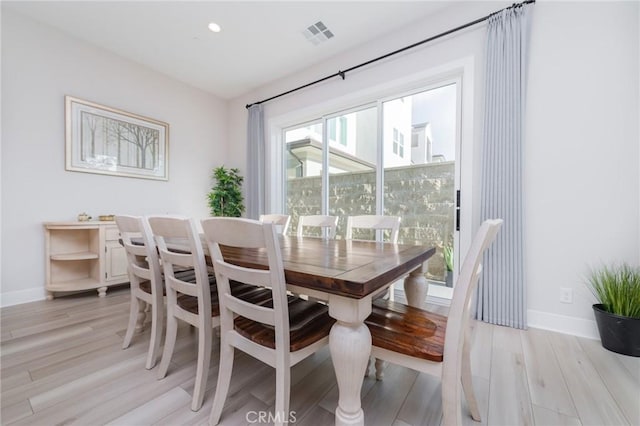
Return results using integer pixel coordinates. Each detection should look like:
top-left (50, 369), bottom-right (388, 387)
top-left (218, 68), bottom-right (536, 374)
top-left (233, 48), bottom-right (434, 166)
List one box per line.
top-left (246, 104), bottom-right (265, 219)
top-left (476, 5), bottom-right (532, 329)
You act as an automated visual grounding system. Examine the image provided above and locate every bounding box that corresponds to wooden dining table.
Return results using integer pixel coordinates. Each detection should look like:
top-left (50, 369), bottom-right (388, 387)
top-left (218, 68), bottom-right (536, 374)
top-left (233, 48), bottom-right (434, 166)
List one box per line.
top-left (161, 235), bottom-right (435, 426)
top-left (216, 236), bottom-right (435, 426)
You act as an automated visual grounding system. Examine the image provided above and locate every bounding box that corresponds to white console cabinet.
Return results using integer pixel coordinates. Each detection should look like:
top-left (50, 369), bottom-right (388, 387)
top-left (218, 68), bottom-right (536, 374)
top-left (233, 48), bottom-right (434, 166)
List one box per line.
top-left (44, 221), bottom-right (129, 299)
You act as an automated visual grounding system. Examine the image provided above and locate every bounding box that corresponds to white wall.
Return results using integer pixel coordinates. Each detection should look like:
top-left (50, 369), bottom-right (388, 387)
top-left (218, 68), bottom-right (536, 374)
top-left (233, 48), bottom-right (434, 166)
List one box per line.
top-left (228, 2), bottom-right (639, 337)
top-left (1, 10), bottom-right (228, 305)
top-left (525, 2), bottom-right (639, 337)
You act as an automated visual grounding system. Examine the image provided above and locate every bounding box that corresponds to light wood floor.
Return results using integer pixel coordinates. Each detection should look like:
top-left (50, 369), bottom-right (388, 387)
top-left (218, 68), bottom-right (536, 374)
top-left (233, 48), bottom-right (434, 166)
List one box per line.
top-left (1, 286), bottom-right (638, 426)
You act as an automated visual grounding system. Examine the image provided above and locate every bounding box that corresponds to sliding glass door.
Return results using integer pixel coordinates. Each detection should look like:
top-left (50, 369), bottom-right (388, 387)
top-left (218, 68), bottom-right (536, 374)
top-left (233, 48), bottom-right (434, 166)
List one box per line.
top-left (327, 106), bottom-right (378, 238)
top-left (284, 121), bottom-right (323, 235)
top-left (382, 83), bottom-right (458, 288)
top-left (284, 79), bottom-right (460, 292)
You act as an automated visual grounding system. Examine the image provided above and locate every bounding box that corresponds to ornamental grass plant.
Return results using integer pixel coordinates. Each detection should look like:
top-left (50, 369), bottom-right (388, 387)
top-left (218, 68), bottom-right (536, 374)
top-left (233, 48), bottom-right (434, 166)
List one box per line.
top-left (588, 264), bottom-right (640, 319)
top-left (443, 244), bottom-right (454, 272)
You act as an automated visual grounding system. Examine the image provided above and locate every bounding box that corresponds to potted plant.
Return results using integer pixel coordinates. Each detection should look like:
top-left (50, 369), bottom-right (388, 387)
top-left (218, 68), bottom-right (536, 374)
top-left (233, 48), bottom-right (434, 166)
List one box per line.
top-left (587, 263), bottom-right (640, 357)
top-left (208, 166), bottom-right (245, 217)
top-left (443, 244), bottom-right (454, 288)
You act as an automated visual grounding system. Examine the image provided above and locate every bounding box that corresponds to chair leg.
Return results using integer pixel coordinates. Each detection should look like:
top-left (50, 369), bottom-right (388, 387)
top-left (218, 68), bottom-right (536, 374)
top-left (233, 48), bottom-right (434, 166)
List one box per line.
top-left (274, 360), bottom-right (291, 426)
top-left (145, 300), bottom-right (163, 370)
top-left (135, 301), bottom-right (147, 332)
top-left (461, 334), bottom-right (481, 421)
top-left (209, 340), bottom-right (235, 425)
top-left (157, 313), bottom-right (178, 379)
top-left (191, 325), bottom-right (212, 411)
top-left (374, 358), bottom-right (386, 381)
top-left (442, 368), bottom-right (463, 426)
top-left (122, 295), bottom-right (139, 349)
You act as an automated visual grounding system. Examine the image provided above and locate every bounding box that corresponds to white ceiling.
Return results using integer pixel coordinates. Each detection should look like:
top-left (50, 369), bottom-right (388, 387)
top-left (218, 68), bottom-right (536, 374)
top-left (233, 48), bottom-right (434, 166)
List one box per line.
top-left (3, 1), bottom-right (454, 99)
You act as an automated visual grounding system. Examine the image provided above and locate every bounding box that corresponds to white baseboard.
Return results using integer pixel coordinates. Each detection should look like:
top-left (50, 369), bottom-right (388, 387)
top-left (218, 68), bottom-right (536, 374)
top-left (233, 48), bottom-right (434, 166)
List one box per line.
top-left (1, 287), bottom-right (47, 308)
top-left (1, 290), bottom-right (599, 341)
top-left (426, 294), bottom-right (452, 307)
top-left (528, 309), bottom-right (600, 340)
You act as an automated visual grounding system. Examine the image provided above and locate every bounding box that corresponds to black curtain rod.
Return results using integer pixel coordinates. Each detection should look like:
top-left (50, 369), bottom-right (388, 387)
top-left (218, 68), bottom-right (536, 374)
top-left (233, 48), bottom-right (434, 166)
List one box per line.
top-left (246, 0), bottom-right (534, 109)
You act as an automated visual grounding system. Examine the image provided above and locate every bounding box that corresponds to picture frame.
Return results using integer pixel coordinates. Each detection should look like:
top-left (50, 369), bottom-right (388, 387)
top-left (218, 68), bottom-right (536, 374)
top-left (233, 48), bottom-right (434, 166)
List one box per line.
top-left (65, 96), bottom-right (169, 180)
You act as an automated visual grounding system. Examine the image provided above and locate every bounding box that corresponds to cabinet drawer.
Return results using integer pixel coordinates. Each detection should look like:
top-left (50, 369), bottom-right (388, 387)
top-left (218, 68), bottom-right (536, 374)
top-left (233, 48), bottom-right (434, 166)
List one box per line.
top-left (105, 227), bottom-right (121, 241)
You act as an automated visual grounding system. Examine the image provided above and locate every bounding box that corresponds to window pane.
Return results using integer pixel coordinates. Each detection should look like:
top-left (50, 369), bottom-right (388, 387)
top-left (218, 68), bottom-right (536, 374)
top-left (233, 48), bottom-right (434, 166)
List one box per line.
top-left (382, 83), bottom-right (457, 285)
top-left (285, 122), bottom-right (323, 234)
top-left (339, 116), bottom-right (348, 146)
top-left (327, 107), bottom-right (377, 238)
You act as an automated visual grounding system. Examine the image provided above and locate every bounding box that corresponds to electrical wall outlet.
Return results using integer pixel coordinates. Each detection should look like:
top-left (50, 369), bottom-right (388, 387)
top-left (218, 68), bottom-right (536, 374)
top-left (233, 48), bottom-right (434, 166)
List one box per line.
top-left (560, 287), bottom-right (573, 304)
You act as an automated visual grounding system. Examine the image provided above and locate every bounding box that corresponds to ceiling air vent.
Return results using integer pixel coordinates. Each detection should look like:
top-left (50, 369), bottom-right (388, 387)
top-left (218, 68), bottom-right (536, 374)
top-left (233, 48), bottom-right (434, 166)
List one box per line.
top-left (303, 21), bottom-right (334, 46)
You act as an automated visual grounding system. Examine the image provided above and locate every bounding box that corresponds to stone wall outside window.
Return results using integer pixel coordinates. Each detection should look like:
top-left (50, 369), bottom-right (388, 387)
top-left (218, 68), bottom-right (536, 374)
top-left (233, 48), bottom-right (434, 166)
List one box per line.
top-left (286, 161), bottom-right (455, 280)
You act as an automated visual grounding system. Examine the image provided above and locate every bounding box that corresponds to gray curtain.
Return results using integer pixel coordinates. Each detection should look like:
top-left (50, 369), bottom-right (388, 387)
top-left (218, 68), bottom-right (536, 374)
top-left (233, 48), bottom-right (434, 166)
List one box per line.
top-left (246, 104), bottom-right (265, 219)
top-left (476, 5), bottom-right (532, 329)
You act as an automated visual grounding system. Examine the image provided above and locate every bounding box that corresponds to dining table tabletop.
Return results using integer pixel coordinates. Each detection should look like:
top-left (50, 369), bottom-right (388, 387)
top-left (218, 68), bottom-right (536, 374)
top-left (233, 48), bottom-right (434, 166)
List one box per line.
top-left (218, 236), bottom-right (434, 298)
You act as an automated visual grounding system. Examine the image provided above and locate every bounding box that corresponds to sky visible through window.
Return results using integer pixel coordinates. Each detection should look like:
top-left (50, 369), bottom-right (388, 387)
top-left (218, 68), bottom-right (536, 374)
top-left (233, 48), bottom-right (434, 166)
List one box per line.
top-left (411, 83), bottom-right (457, 162)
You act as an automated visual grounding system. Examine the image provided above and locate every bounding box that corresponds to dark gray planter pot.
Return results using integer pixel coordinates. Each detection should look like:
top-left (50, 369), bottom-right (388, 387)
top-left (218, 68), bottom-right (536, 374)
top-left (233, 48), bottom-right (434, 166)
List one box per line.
top-left (592, 304), bottom-right (640, 357)
top-left (445, 271), bottom-right (453, 288)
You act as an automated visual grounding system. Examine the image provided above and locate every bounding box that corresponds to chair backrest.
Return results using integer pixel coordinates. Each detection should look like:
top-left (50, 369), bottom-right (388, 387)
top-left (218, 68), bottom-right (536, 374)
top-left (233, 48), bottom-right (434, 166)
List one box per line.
top-left (442, 219), bottom-right (502, 378)
top-left (296, 215), bottom-right (338, 239)
top-left (201, 218), bottom-right (290, 353)
top-left (345, 215), bottom-right (401, 243)
top-left (148, 216), bottom-right (212, 324)
top-left (115, 215), bottom-right (162, 295)
top-left (259, 214), bottom-right (291, 235)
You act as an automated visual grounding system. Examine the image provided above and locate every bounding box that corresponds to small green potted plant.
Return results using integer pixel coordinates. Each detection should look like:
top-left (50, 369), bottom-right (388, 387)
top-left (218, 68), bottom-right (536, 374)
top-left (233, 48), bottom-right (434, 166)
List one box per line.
top-left (443, 244), bottom-right (454, 288)
top-left (208, 166), bottom-right (245, 217)
top-left (587, 263), bottom-right (640, 357)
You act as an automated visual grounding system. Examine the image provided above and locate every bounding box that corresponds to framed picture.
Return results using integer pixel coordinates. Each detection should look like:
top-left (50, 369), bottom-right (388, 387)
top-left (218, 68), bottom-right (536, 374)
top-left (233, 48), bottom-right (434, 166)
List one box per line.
top-left (65, 96), bottom-right (169, 180)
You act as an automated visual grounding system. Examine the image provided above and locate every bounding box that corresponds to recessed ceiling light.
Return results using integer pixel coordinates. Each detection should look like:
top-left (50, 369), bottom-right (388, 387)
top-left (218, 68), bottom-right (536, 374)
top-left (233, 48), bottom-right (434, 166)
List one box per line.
top-left (208, 22), bottom-right (221, 33)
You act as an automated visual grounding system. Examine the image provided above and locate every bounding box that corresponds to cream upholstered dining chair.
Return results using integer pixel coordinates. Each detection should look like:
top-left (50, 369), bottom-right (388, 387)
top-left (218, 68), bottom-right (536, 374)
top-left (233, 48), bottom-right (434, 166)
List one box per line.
top-left (148, 216), bottom-right (271, 411)
top-left (116, 215), bottom-right (170, 370)
top-left (365, 219), bottom-right (503, 425)
top-left (259, 214), bottom-right (291, 235)
top-left (346, 215), bottom-right (401, 301)
top-left (345, 215), bottom-right (401, 243)
top-left (149, 216), bottom-right (214, 411)
top-left (201, 218), bottom-right (335, 426)
top-left (296, 214), bottom-right (338, 239)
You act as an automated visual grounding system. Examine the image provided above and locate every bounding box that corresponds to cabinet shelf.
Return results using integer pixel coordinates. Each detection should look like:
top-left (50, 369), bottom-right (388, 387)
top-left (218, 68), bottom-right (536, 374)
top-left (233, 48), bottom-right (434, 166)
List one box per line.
top-left (50, 252), bottom-right (99, 261)
top-left (44, 221), bottom-right (129, 299)
top-left (48, 277), bottom-right (103, 291)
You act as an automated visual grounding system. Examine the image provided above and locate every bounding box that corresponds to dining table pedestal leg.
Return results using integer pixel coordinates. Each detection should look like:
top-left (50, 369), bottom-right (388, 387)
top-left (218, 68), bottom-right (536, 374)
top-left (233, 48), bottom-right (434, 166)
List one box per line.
top-left (329, 296), bottom-right (372, 426)
top-left (403, 263), bottom-right (429, 309)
